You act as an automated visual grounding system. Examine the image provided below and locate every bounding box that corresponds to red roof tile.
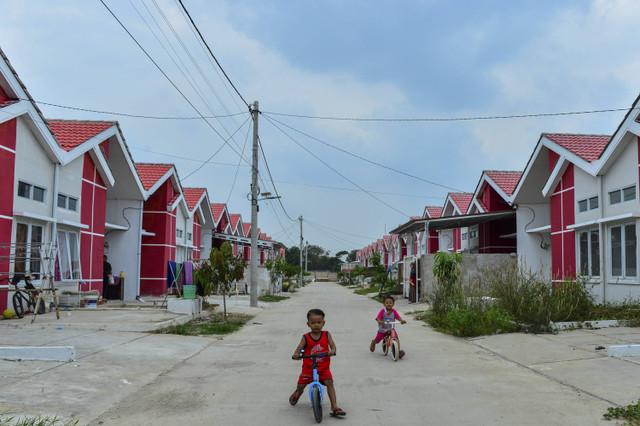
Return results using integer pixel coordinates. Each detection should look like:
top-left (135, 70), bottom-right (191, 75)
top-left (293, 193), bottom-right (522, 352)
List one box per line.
top-left (211, 203), bottom-right (227, 223)
top-left (424, 206), bottom-right (442, 219)
top-left (449, 193), bottom-right (473, 214)
top-left (243, 223), bottom-right (251, 236)
top-left (229, 214), bottom-right (242, 232)
top-left (182, 188), bottom-right (206, 211)
top-left (544, 133), bottom-right (611, 163)
top-left (135, 163), bottom-right (173, 191)
top-left (0, 99), bottom-right (18, 108)
top-left (167, 193), bottom-right (181, 207)
top-left (48, 119), bottom-right (115, 151)
top-left (485, 171), bottom-right (522, 196)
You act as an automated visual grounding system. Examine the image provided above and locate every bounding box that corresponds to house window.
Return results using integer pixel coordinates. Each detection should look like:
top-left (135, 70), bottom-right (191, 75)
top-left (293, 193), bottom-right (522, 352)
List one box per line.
top-left (461, 233), bottom-right (467, 241)
top-left (470, 230), bottom-right (477, 238)
top-left (17, 181), bottom-right (46, 202)
top-left (609, 185), bottom-right (636, 205)
top-left (610, 223), bottom-right (637, 278)
top-left (15, 222), bottom-right (44, 279)
top-left (176, 229), bottom-right (183, 238)
top-left (578, 196), bottom-right (599, 213)
top-left (56, 229), bottom-right (81, 280)
top-left (187, 232), bottom-right (192, 241)
top-left (578, 229), bottom-right (600, 277)
top-left (57, 194), bottom-right (78, 211)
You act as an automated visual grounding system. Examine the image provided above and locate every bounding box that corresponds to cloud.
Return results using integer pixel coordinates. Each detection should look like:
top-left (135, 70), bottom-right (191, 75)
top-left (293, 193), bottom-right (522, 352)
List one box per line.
top-left (472, 0), bottom-right (640, 167)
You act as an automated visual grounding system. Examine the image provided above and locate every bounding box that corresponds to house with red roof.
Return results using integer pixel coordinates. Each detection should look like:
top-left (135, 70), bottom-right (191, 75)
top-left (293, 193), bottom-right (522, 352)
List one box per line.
top-left (183, 188), bottom-right (214, 262)
top-left (0, 47), bottom-right (158, 310)
top-left (418, 206), bottom-right (442, 255)
top-left (136, 163), bottom-right (190, 296)
top-left (439, 192), bottom-right (473, 252)
top-left (513, 98), bottom-right (640, 302)
top-left (464, 170), bottom-right (522, 254)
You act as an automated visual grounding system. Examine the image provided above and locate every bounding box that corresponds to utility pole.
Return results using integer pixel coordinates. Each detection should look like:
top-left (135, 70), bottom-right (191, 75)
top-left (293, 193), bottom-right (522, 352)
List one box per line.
top-left (299, 216), bottom-right (303, 288)
top-left (250, 101), bottom-right (259, 307)
top-left (305, 241), bottom-right (308, 273)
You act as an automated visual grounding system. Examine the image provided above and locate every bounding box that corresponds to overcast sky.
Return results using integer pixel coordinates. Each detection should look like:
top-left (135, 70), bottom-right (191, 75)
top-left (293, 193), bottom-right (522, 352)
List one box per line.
top-left (2, 0), bottom-right (640, 255)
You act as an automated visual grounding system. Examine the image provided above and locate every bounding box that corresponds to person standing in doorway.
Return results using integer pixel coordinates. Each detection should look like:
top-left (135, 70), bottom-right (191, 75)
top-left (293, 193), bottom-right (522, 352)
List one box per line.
top-left (409, 262), bottom-right (417, 303)
top-left (103, 255), bottom-right (112, 296)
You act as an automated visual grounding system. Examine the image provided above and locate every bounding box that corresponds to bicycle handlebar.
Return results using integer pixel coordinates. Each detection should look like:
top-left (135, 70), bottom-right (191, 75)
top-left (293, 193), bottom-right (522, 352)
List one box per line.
top-left (292, 351), bottom-right (335, 360)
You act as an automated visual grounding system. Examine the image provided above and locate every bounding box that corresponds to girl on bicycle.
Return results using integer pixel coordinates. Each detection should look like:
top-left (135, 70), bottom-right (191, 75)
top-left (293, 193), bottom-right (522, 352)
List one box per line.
top-left (370, 295), bottom-right (406, 357)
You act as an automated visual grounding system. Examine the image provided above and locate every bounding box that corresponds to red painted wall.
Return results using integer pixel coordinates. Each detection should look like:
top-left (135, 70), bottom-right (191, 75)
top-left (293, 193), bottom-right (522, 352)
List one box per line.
top-left (79, 153), bottom-right (107, 294)
top-left (427, 231), bottom-right (439, 253)
top-left (453, 228), bottom-right (461, 252)
top-left (482, 185), bottom-right (510, 212)
top-left (192, 215), bottom-right (201, 260)
top-left (140, 181), bottom-right (177, 296)
top-left (550, 158), bottom-right (575, 282)
top-left (0, 119), bottom-right (16, 311)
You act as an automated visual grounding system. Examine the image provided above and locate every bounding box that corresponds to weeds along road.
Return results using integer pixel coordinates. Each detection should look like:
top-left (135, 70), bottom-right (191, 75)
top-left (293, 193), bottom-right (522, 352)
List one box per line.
top-left (91, 282), bottom-right (610, 425)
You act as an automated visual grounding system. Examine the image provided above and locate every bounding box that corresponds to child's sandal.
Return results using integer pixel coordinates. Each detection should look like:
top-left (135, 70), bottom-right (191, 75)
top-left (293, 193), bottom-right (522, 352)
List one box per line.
top-left (369, 341), bottom-right (375, 352)
top-left (330, 408), bottom-right (347, 417)
top-left (289, 390), bottom-right (300, 406)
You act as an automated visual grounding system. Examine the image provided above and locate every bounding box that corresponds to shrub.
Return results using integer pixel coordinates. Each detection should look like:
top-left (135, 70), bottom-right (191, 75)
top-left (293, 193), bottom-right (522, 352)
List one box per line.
top-left (428, 252), bottom-right (464, 318)
top-left (430, 307), bottom-right (515, 337)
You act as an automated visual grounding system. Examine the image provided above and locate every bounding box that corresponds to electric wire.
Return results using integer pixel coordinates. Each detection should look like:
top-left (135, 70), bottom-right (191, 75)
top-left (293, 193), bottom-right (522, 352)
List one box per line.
top-left (181, 116), bottom-right (251, 180)
top-left (98, 0), bottom-right (247, 161)
top-left (306, 221), bottom-right (361, 249)
top-left (263, 113), bottom-right (463, 192)
top-left (19, 98), bottom-right (245, 120)
top-left (304, 219), bottom-right (378, 241)
top-left (141, 0), bottom-right (251, 165)
top-left (263, 107), bottom-right (634, 122)
top-left (263, 114), bottom-right (411, 217)
top-left (129, 146), bottom-right (249, 166)
top-left (273, 180), bottom-right (442, 199)
top-left (226, 118), bottom-right (252, 204)
top-left (177, 0), bottom-right (250, 109)
top-left (258, 136), bottom-right (297, 222)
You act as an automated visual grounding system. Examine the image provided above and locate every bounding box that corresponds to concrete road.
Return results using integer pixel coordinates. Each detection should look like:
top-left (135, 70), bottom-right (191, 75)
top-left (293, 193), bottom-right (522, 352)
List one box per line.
top-left (3, 282), bottom-right (637, 425)
top-left (83, 282), bottom-right (614, 426)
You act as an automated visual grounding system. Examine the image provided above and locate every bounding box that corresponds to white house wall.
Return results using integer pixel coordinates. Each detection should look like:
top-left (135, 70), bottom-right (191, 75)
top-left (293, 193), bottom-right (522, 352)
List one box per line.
top-left (104, 199), bottom-right (143, 301)
top-left (439, 229), bottom-right (454, 252)
top-left (13, 117), bottom-right (55, 218)
top-left (516, 204), bottom-right (551, 280)
top-left (56, 155), bottom-right (83, 225)
top-left (601, 139), bottom-right (638, 219)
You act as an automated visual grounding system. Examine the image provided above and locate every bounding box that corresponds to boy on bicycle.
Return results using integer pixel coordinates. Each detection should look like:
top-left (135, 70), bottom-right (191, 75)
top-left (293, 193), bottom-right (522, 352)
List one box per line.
top-left (370, 295), bottom-right (406, 357)
top-left (290, 308), bottom-right (346, 417)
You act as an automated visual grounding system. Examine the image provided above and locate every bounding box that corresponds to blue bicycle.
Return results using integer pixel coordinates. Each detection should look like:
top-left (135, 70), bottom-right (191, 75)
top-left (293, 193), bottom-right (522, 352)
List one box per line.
top-left (296, 350), bottom-right (330, 423)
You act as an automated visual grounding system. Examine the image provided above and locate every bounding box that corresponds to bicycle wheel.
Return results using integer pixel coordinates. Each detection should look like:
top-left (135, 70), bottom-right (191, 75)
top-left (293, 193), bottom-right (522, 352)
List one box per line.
top-left (311, 385), bottom-right (322, 423)
top-left (391, 339), bottom-right (399, 362)
top-left (12, 292), bottom-right (25, 319)
top-left (382, 336), bottom-right (389, 356)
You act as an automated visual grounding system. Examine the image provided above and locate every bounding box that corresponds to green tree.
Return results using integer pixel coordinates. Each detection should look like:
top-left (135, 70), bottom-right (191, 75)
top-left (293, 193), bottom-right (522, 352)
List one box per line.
top-left (346, 250), bottom-right (357, 262)
top-left (265, 256), bottom-right (287, 294)
top-left (194, 241), bottom-right (246, 321)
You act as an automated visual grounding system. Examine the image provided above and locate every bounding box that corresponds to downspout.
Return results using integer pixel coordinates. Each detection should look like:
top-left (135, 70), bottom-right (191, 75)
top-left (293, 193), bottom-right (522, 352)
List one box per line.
top-left (51, 164), bottom-right (59, 277)
top-left (136, 201), bottom-right (143, 299)
top-left (598, 175), bottom-right (606, 303)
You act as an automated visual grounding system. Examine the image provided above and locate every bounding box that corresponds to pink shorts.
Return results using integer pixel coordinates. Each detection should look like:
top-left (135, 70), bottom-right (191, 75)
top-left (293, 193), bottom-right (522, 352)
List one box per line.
top-left (373, 331), bottom-right (387, 343)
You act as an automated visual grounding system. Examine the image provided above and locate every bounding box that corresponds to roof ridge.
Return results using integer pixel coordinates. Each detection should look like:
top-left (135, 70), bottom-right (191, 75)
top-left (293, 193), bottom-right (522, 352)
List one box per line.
top-left (543, 132), bottom-right (611, 138)
top-left (47, 118), bottom-right (118, 125)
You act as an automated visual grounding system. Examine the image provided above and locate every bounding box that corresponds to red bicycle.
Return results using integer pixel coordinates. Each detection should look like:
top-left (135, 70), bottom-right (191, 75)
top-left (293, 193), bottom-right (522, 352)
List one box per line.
top-left (381, 321), bottom-right (402, 361)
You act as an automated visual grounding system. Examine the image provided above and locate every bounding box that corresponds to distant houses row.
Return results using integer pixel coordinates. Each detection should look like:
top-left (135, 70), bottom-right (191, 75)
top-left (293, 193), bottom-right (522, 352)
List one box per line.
top-left (355, 98), bottom-right (640, 304)
top-left (0, 47), bottom-right (282, 312)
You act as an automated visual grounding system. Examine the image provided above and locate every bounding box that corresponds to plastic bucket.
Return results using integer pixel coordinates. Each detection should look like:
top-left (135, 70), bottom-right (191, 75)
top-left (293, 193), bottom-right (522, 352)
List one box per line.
top-left (183, 285), bottom-right (196, 299)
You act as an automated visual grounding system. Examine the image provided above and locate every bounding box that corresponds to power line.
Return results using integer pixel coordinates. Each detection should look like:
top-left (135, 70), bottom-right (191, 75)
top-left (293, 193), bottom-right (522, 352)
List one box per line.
top-left (181, 116), bottom-right (251, 180)
top-left (273, 179), bottom-right (443, 199)
top-left (177, 0), bottom-right (249, 108)
top-left (129, 146), bottom-right (249, 166)
top-left (22, 98), bottom-right (246, 120)
top-left (226, 119), bottom-right (252, 204)
top-left (263, 107), bottom-right (633, 122)
top-left (306, 221), bottom-right (362, 249)
top-left (98, 0), bottom-right (247, 160)
top-left (263, 114), bottom-right (410, 217)
top-left (262, 113), bottom-right (463, 192)
top-left (258, 136), bottom-right (297, 222)
top-left (305, 219), bottom-right (378, 240)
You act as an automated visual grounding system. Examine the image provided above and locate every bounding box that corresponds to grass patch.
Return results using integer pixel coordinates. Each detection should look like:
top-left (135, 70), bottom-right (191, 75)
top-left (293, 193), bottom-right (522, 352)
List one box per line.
top-left (0, 412), bottom-right (78, 426)
top-left (258, 294), bottom-right (290, 302)
top-left (156, 312), bottom-right (254, 336)
top-left (354, 285), bottom-right (381, 295)
top-left (603, 400), bottom-right (640, 424)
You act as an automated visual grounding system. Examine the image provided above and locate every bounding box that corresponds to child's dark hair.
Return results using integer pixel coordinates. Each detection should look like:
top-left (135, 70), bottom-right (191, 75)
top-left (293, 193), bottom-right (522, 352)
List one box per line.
top-left (307, 308), bottom-right (325, 319)
top-left (383, 295), bottom-right (395, 303)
